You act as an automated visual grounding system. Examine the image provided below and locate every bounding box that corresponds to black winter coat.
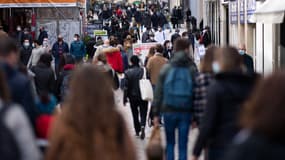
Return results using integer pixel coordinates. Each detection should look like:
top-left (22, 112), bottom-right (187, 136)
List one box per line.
top-left (124, 65), bottom-right (144, 100)
top-left (151, 13), bottom-right (159, 28)
top-left (224, 132), bottom-right (285, 160)
top-left (31, 63), bottom-right (55, 95)
top-left (38, 30), bottom-right (48, 45)
top-left (193, 72), bottom-right (258, 157)
top-left (20, 46), bottom-right (33, 66)
top-left (243, 54), bottom-right (254, 74)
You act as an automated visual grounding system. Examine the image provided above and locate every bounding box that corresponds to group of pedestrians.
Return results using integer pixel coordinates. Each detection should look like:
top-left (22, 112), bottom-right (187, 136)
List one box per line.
top-left (1, 9), bottom-right (285, 160)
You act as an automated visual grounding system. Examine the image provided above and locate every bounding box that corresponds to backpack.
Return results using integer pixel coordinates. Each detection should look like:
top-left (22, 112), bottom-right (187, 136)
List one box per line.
top-left (0, 105), bottom-right (21, 160)
top-left (60, 73), bottom-right (71, 99)
top-left (163, 66), bottom-right (193, 109)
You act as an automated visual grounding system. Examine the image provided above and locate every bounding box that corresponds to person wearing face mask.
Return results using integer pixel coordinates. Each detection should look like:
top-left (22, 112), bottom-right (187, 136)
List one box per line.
top-left (239, 44), bottom-right (254, 74)
top-left (52, 35), bottom-right (69, 74)
top-left (163, 40), bottom-right (173, 59)
top-left (142, 27), bottom-right (152, 43)
top-left (154, 27), bottom-right (166, 44)
top-left (70, 34), bottom-right (86, 63)
top-left (146, 32), bottom-right (157, 43)
top-left (21, 28), bottom-right (33, 46)
top-left (20, 39), bottom-right (33, 66)
top-left (192, 46), bottom-right (258, 160)
top-left (42, 38), bottom-right (51, 53)
top-left (27, 40), bottom-right (46, 68)
top-left (38, 26), bottom-right (48, 45)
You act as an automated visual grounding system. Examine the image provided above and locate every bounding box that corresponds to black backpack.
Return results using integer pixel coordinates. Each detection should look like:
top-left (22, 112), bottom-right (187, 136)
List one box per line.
top-left (0, 105), bottom-right (21, 160)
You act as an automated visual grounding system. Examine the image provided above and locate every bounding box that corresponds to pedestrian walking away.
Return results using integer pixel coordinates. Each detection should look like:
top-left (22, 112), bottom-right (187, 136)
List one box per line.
top-left (152, 38), bottom-right (198, 160)
top-left (192, 47), bottom-right (259, 160)
top-left (124, 55), bottom-right (149, 140)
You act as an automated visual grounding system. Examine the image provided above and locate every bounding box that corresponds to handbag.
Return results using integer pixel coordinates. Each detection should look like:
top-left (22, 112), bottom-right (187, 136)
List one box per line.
top-left (146, 126), bottom-right (163, 160)
top-left (139, 68), bottom-right (154, 101)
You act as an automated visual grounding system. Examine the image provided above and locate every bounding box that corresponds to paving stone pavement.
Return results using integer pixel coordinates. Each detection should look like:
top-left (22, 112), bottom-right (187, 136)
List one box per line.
top-left (114, 89), bottom-right (203, 160)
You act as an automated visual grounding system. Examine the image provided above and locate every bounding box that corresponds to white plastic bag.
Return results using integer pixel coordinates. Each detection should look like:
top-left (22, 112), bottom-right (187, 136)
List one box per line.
top-left (139, 68), bottom-right (154, 101)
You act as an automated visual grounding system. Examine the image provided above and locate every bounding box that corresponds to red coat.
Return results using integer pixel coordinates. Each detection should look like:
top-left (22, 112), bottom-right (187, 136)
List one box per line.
top-left (116, 9), bottom-right (122, 17)
top-left (103, 47), bottom-right (124, 73)
top-left (36, 114), bottom-right (54, 139)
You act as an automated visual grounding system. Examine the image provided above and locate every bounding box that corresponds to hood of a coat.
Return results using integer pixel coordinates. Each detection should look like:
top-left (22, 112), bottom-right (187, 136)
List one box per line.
top-left (170, 51), bottom-right (193, 67)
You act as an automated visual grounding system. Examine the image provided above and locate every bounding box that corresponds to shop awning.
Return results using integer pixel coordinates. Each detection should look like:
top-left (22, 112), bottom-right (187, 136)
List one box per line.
top-left (0, 0), bottom-right (84, 8)
top-left (252, 0), bottom-right (285, 23)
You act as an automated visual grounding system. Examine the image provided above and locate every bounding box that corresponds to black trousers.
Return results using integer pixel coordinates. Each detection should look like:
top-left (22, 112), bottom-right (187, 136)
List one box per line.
top-left (129, 98), bottom-right (148, 133)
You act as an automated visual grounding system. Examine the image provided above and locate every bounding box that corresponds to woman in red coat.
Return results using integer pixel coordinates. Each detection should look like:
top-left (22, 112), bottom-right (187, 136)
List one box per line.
top-left (101, 39), bottom-right (124, 73)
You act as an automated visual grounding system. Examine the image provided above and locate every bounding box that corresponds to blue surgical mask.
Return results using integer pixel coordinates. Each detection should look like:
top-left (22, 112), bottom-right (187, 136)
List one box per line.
top-left (239, 50), bottom-right (245, 55)
top-left (212, 61), bottom-right (221, 73)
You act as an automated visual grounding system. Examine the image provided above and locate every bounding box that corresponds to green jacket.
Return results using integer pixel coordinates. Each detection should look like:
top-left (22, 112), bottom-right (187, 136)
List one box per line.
top-left (152, 51), bottom-right (198, 116)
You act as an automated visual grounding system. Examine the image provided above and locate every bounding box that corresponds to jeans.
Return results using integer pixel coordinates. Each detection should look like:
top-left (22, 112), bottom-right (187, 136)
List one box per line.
top-left (129, 99), bottom-right (148, 133)
top-left (163, 113), bottom-right (191, 160)
top-left (207, 148), bottom-right (225, 160)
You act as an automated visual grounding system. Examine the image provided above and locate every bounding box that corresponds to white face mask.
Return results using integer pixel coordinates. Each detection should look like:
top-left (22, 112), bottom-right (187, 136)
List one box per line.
top-left (212, 61), bottom-right (221, 74)
top-left (74, 38), bottom-right (77, 41)
top-left (43, 41), bottom-right (48, 47)
top-left (23, 42), bottom-right (30, 47)
top-left (17, 27), bottom-right (21, 31)
top-left (150, 37), bottom-right (154, 40)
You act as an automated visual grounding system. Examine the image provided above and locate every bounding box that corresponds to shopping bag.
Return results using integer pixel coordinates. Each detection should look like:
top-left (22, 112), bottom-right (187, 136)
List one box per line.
top-left (139, 68), bottom-right (154, 101)
top-left (146, 126), bottom-right (163, 160)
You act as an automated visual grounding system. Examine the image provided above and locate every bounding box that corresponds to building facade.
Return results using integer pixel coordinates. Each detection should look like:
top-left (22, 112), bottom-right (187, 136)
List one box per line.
top-left (203, 0), bottom-right (285, 74)
top-left (0, 0), bottom-right (85, 45)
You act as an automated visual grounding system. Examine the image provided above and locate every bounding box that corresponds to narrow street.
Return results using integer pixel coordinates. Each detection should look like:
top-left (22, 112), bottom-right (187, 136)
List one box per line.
top-left (115, 89), bottom-right (202, 160)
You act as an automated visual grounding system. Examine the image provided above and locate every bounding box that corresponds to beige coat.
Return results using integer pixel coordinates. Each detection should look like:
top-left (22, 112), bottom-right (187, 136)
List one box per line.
top-left (146, 53), bottom-right (168, 85)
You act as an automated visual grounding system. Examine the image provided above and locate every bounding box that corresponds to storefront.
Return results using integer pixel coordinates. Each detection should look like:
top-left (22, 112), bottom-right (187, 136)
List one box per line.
top-left (253, 0), bottom-right (285, 74)
top-left (228, 0), bottom-right (256, 53)
top-left (0, 0), bottom-right (85, 45)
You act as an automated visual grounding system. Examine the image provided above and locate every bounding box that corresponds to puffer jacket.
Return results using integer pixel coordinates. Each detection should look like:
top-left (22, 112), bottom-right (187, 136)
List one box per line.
top-left (102, 47), bottom-right (123, 73)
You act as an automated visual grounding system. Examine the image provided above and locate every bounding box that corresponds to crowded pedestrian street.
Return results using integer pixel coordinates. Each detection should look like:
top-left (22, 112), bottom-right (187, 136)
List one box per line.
top-left (115, 89), bottom-right (201, 160)
top-left (0, 0), bottom-right (285, 160)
